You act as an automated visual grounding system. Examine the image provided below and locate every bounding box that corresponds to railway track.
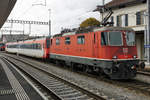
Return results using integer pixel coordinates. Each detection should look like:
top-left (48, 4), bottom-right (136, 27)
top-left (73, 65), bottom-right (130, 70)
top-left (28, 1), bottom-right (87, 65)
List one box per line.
top-left (1, 55), bottom-right (106, 100)
top-left (137, 71), bottom-right (150, 76)
top-left (1, 53), bottom-right (150, 99)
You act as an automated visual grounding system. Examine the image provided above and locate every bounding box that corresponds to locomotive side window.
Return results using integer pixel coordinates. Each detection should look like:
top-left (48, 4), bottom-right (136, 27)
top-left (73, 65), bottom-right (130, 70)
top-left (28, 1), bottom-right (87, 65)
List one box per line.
top-left (77, 36), bottom-right (85, 44)
top-left (94, 33), bottom-right (96, 44)
top-left (65, 37), bottom-right (70, 45)
top-left (56, 38), bottom-right (60, 45)
top-left (109, 31), bottom-right (123, 46)
top-left (101, 32), bottom-right (108, 45)
top-left (126, 31), bottom-right (135, 46)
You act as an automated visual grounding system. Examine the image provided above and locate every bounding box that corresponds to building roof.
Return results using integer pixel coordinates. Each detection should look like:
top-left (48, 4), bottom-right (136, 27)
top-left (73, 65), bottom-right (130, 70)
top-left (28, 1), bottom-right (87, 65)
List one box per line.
top-left (0, 0), bottom-right (17, 28)
top-left (94, 0), bottom-right (146, 12)
top-left (105, 0), bottom-right (146, 9)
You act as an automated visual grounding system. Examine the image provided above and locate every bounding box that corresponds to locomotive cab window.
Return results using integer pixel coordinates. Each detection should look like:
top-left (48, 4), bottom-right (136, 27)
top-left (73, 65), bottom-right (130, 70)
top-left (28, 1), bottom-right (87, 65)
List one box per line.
top-left (77, 36), bottom-right (85, 44)
top-left (65, 37), bottom-right (70, 45)
top-left (56, 38), bottom-right (60, 45)
top-left (126, 31), bottom-right (135, 46)
top-left (101, 32), bottom-right (108, 45)
top-left (109, 31), bottom-right (123, 46)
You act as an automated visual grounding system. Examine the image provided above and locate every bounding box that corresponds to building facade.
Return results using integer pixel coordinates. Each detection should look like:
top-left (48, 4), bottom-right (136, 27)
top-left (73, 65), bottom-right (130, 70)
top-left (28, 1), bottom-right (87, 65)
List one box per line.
top-left (96, 0), bottom-right (147, 60)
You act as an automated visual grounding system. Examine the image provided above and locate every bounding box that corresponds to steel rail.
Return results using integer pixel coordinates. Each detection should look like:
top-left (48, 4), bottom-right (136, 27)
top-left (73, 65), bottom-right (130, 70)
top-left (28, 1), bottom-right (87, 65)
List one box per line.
top-left (137, 71), bottom-right (150, 76)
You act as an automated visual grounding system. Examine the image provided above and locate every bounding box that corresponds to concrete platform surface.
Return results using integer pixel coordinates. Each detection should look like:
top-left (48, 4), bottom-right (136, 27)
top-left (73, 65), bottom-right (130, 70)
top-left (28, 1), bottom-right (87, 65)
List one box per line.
top-left (0, 59), bottom-right (43, 100)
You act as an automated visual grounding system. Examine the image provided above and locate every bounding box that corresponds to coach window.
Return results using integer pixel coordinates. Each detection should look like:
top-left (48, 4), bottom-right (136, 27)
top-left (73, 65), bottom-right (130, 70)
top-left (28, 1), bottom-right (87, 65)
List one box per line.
top-left (101, 32), bottom-right (108, 45)
top-left (32, 44), bottom-right (36, 49)
top-left (56, 38), bottom-right (60, 45)
top-left (65, 37), bottom-right (70, 45)
top-left (77, 36), bottom-right (85, 44)
top-left (36, 44), bottom-right (41, 49)
top-left (39, 44), bottom-right (42, 49)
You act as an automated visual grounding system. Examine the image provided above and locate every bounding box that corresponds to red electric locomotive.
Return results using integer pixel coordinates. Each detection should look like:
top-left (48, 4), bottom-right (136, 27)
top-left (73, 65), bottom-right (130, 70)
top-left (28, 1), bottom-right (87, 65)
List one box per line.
top-left (49, 7), bottom-right (145, 79)
top-left (50, 26), bottom-right (140, 79)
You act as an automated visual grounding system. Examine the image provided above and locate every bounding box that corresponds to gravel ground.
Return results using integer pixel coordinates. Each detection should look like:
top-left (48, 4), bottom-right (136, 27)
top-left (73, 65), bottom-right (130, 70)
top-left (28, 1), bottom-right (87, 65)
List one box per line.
top-left (135, 74), bottom-right (150, 84)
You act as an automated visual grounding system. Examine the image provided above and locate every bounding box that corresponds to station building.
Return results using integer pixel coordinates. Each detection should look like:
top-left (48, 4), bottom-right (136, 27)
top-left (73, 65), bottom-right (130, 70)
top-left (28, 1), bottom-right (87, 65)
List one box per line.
top-left (95, 0), bottom-right (147, 60)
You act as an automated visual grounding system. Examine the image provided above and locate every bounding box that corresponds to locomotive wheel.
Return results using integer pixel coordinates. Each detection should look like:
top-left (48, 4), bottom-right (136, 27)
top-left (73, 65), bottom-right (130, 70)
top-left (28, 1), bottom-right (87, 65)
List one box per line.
top-left (84, 65), bottom-right (93, 73)
top-left (70, 62), bottom-right (76, 71)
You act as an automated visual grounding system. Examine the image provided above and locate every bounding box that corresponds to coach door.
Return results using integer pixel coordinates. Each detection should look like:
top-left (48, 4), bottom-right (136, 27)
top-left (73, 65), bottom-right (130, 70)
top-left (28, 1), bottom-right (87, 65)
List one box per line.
top-left (93, 32), bottom-right (99, 58)
top-left (45, 38), bottom-right (50, 58)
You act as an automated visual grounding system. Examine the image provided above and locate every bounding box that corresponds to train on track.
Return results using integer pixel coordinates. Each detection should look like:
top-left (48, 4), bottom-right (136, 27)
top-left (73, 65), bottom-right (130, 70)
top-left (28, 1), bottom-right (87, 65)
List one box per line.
top-left (0, 42), bottom-right (5, 51)
top-left (5, 26), bottom-right (145, 79)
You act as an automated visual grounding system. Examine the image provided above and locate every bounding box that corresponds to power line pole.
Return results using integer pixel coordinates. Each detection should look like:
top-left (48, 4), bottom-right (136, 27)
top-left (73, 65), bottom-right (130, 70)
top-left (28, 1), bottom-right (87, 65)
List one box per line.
top-left (147, 0), bottom-right (150, 64)
top-left (102, 0), bottom-right (105, 21)
top-left (48, 9), bottom-right (51, 36)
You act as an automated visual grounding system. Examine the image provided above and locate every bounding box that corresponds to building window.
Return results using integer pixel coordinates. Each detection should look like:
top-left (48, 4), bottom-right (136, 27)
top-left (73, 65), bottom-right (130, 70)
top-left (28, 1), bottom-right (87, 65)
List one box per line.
top-left (56, 38), bottom-right (60, 45)
top-left (136, 11), bottom-right (145, 25)
top-left (65, 37), bottom-right (71, 45)
top-left (117, 14), bottom-right (128, 27)
top-left (110, 16), bottom-right (114, 26)
top-left (77, 36), bottom-right (85, 44)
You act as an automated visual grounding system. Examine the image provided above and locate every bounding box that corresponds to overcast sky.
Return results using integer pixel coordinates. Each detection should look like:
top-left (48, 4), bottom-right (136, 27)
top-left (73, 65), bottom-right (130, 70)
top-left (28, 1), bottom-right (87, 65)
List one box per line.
top-left (5, 0), bottom-right (111, 36)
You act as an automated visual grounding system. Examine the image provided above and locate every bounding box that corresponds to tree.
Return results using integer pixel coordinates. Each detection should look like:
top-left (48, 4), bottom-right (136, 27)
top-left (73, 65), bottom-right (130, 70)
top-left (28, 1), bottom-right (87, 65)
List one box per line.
top-left (80, 17), bottom-right (100, 28)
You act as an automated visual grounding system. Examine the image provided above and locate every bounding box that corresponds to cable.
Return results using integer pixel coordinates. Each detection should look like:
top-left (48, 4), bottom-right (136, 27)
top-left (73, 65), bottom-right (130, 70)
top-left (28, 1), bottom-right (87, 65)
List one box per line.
top-left (16, 5), bottom-right (34, 19)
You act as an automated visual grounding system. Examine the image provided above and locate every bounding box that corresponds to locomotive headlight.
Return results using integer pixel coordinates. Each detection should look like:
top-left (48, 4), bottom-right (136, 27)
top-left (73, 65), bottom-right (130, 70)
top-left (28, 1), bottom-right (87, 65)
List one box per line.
top-left (131, 66), bottom-right (136, 69)
top-left (133, 56), bottom-right (137, 59)
top-left (112, 56), bottom-right (117, 59)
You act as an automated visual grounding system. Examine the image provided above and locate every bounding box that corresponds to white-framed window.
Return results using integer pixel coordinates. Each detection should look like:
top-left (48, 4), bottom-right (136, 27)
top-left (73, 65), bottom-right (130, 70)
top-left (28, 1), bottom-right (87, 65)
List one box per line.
top-left (136, 11), bottom-right (146, 25)
top-left (117, 14), bottom-right (128, 27)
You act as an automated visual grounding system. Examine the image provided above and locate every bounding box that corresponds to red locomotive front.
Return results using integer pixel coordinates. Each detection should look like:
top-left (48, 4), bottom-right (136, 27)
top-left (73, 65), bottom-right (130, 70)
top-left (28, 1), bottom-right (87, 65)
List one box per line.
top-left (95, 27), bottom-right (139, 79)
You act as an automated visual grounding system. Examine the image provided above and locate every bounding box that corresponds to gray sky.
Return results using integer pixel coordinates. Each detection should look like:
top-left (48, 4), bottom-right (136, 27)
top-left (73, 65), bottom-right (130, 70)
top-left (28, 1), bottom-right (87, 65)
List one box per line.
top-left (6, 0), bottom-right (111, 36)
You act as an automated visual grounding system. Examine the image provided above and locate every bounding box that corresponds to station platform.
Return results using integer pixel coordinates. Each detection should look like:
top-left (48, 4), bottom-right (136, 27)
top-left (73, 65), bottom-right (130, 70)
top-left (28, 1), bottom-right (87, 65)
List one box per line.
top-left (0, 59), bottom-right (43, 100)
